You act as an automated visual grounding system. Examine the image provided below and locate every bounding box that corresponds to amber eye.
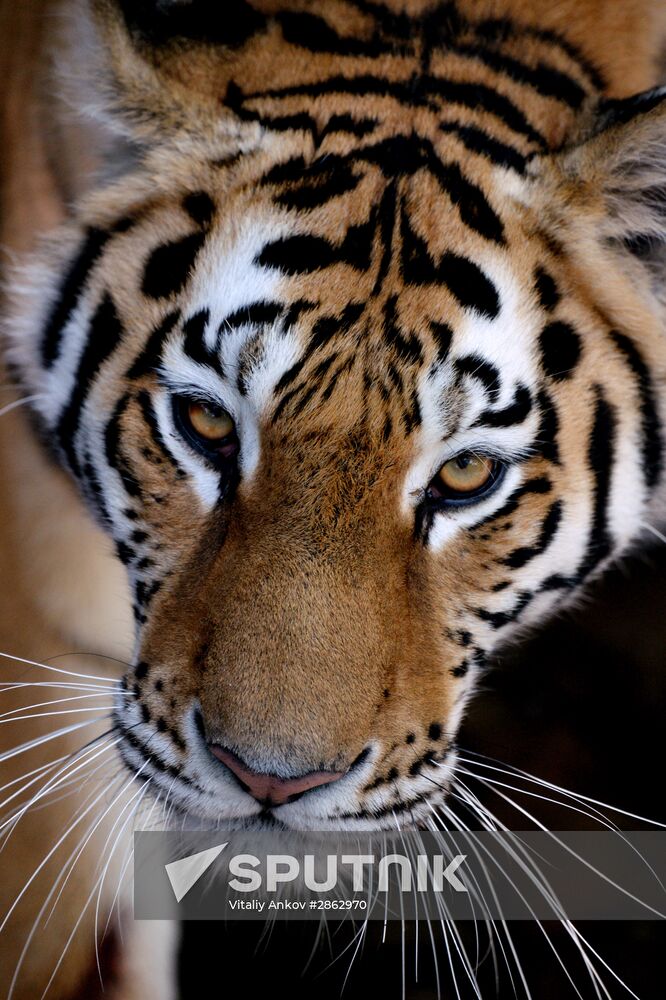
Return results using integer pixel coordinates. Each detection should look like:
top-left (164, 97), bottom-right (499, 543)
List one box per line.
top-left (187, 400), bottom-right (234, 442)
top-left (427, 452), bottom-right (502, 504)
top-left (174, 397), bottom-right (238, 462)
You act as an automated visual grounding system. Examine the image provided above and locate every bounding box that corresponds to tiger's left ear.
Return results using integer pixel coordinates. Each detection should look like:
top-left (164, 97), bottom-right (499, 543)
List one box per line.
top-left (542, 87), bottom-right (666, 288)
top-left (72, 0), bottom-right (271, 142)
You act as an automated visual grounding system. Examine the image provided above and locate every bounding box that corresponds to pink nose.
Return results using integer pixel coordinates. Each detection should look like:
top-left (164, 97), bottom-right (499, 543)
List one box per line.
top-left (209, 745), bottom-right (345, 806)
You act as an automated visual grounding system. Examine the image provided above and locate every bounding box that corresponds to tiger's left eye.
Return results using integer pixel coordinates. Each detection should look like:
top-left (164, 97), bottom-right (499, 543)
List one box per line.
top-left (173, 396), bottom-right (238, 461)
top-left (426, 452), bottom-right (502, 504)
top-left (187, 400), bottom-right (234, 442)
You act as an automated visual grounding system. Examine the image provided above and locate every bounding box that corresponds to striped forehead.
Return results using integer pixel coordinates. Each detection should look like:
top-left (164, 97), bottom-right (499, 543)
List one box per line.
top-left (158, 250), bottom-right (541, 479)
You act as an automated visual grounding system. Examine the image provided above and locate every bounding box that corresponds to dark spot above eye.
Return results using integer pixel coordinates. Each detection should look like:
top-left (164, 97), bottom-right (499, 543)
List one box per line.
top-left (383, 688), bottom-right (391, 699)
top-left (183, 191), bottom-right (216, 228)
top-left (142, 232), bottom-right (206, 299)
top-left (534, 266), bottom-right (560, 311)
top-left (539, 321), bottom-right (581, 380)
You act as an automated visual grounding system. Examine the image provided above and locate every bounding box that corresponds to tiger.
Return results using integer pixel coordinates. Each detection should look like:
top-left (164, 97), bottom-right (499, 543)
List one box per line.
top-left (1, 0), bottom-right (665, 996)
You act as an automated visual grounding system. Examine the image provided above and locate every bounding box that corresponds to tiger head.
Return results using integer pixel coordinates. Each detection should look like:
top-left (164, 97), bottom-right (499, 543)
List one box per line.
top-left (7, 0), bottom-right (666, 830)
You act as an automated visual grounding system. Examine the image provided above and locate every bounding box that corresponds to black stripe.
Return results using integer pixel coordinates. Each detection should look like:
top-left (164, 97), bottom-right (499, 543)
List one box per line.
top-left (609, 330), bottom-right (662, 489)
top-left (453, 42), bottom-right (587, 108)
top-left (182, 309), bottom-right (224, 375)
top-left (319, 354), bottom-right (354, 404)
top-left (533, 266), bottom-right (560, 311)
top-left (183, 192), bottom-right (216, 228)
top-left (474, 385), bottom-right (532, 428)
top-left (373, 180), bottom-right (398, 294)
top-left (454, 355), bottom-right (501, 402)
top-left (238, 74), bottom-right (547, 147)
top-left (220, 301), bottom-right (284, 332)
top-left (319, 114), bottom-right (378, 138)
top-left (142, 232), bottom-right (206, 299)
top-left (275, 358), bottom-right (306, 396)
top-left (257, 223), bottom-right (374, 275)
top-left (476, 589), bottom-right (534, 628)
top-left (439, 122), bottom-right (528, 173)
top-left (126, 311), bottom-right (181, 380)
top-left (57, 294), bottom-right (124, 476)
top-left (41, 228), bottom-right (113, 368)
top-left (474, 18), bottom-right (605, 91)
top-left (383, 296), bottom-right (423, 365)
top-left (400, 207), bottom-right (500, 318)
top-left (596, 89), bottom-right (666, 130)
top-left (474, 476), bottom-right (552, 528)
top-left (119, 0), bottom-right (266, 48)
top-left (81, 449), bottom-right (113, 526)
top-left (430, 321), bottom-right (454, 362)
top-left (501, 500), bottom-right (562, 568)
top-left (272, 161), bottom-right (362, 210)
top-left (104, 393), bottom-right (143, 499)
top-left (539, 321), bottom-right (582, 380)
top-left (354, 135), bottom-right (505, 244)
top-left (137, 390), bottom-right (186, 477)
top-left (277, 10), bottom-right (395, 58)
top-left (422, 75), bottom-right (548, 148)
top-left (576, 389), bottom-right (615, 580)
top-left (534, 388), bottom-right (560, 463)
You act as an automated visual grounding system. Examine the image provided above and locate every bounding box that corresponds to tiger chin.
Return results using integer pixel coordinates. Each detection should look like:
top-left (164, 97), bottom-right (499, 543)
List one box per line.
top-left (1, 0), bottom-right (665, 996)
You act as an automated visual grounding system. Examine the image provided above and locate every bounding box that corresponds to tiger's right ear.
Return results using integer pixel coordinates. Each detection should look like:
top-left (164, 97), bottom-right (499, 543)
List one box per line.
top-left (68, 0), bottom-right (271, 142)
top-left (537, 87), bottom-right (666, 306)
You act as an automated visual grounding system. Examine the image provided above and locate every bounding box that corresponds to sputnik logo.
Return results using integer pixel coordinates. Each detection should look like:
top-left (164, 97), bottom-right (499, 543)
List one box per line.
top-left (165, 843), bottom-right (228, 902)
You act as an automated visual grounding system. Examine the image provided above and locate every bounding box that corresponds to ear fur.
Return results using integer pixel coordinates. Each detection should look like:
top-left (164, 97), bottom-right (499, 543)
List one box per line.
top-left (57, 0), bottom-right (271, 147)
top-left (549, 88), bottom-right (666, 293)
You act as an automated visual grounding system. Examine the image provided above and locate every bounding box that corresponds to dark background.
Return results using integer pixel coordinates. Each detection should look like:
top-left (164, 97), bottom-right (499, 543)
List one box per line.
top-left (179, 545), bottom-right (666, 999)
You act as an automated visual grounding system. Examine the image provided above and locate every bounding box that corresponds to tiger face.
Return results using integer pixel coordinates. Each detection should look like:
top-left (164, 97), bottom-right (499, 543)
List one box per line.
top-left (7, 0), bottom-right (666, 830)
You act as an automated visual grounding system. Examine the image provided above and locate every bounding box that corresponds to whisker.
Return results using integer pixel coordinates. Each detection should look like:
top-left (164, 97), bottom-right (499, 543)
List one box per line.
top-left (0, 651), bottom-right (118, 685)
top-left (0, 394), bottom-right (46, 419)
top-left (455, 749), bottom-right (666, 828)
top-left (452, 778), bottom-right (615, 999)
top-left (455, 766), bottom-right (666, 919)
top-left (0, 693), bottom-right (119, 722)
top-left (0, 716), bottom-right (113, 766)
top-left (0, 706), bottom-right (115, 726)
top-left (641, 520), bottom-right (666, 546)
top-left (0, 732), bottom-right (118, 843)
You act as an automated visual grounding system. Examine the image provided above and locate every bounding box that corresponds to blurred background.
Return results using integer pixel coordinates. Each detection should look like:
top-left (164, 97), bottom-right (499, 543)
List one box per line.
top-left (179, 545), bottom-right (666, 999)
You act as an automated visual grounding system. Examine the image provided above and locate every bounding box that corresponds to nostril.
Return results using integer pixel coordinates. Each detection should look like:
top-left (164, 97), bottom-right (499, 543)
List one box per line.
top-left (208, 744), bottom-right (346, 807)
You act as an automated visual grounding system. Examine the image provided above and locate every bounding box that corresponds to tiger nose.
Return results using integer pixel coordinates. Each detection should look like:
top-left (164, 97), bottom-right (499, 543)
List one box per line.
top-left (209, 745), bottom-right (345, 806)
